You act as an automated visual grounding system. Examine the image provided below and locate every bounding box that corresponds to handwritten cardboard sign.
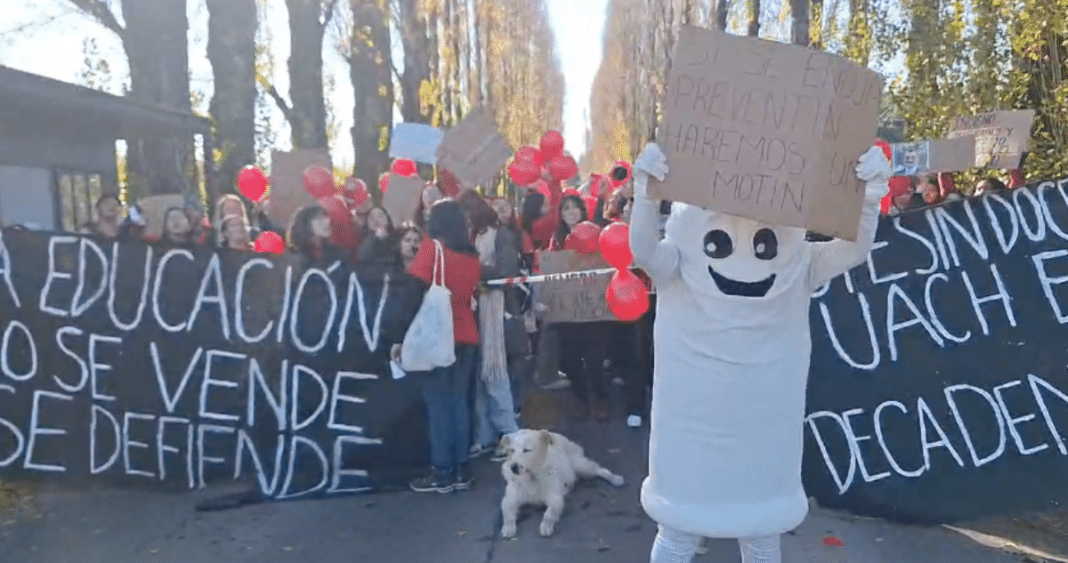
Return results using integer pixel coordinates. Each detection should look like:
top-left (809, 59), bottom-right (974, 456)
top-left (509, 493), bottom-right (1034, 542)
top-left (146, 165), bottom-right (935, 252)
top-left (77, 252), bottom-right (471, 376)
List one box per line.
top-left (269, 149), bottom-right (332, 229)
top-left (947, 110), bottom-right (1035, 169)
top-left (435, 108), bottom-right (513, 190)
top-left (650, 26), bottom-right (883, 240)
top-left (890, 136), bottom-right (976, 176)
top-left (537, 250), bottom-right (615, 323)
top-left (389, 123), bottom-right (444, 164)
top-left (382, 174), bottom-right (424, 228)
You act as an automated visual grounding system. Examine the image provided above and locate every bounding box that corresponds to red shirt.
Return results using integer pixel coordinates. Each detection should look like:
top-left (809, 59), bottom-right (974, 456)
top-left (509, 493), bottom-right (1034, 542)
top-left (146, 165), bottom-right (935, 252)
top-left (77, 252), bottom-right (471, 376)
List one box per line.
top-left (408, 240), bottom-right (482, 345)
top-left (529, 179), bottom-right (563, 248)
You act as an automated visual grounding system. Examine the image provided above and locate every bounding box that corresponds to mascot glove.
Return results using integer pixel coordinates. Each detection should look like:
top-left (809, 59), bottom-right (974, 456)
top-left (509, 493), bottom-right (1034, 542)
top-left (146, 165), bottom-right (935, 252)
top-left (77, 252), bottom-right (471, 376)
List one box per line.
top-left (633, 142), bottom-right (669, 200)
top-left (856, 145), bottom-right (892, 201)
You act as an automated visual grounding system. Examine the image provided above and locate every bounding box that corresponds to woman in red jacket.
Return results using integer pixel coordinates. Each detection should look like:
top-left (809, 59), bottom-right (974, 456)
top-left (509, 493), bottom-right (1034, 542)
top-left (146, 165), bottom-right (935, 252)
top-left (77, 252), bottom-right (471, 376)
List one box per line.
top-left (392, 199), bottom-right (482, 494)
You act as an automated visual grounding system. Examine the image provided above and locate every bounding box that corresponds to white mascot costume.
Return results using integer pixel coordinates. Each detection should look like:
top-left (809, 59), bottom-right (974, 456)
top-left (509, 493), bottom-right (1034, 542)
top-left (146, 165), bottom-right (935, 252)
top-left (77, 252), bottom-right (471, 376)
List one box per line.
top-left (629, 142), bottom-right (890, 563)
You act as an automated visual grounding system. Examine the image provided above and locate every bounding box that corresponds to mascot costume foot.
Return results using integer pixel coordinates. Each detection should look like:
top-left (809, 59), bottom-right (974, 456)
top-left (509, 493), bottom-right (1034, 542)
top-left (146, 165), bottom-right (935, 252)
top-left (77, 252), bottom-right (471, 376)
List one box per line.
top-left (629, 142), bottom-right (891, 563)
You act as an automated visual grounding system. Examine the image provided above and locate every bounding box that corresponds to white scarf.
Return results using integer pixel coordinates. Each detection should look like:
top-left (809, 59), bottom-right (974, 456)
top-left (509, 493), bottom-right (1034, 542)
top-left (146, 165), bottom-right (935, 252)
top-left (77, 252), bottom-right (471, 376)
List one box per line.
top-left (476, 228), bottom-right (508, 383)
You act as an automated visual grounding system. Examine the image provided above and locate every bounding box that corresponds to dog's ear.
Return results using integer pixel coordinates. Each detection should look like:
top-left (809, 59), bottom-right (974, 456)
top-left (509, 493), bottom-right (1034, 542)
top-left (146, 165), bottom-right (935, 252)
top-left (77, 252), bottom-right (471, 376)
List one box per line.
top-left (537, 429), bottom-right (553, 447)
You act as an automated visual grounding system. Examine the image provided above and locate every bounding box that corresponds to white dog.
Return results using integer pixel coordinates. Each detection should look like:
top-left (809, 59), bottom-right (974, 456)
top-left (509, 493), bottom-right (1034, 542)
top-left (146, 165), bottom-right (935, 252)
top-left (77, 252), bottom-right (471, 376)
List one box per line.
top-left (498, 429), bottom-right (626, 538)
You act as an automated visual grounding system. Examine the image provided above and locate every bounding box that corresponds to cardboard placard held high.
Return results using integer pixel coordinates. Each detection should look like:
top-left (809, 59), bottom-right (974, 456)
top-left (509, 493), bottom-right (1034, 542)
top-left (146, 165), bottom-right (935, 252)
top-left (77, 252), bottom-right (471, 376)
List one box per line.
top-left (650, 26), bottom-right (883, 240)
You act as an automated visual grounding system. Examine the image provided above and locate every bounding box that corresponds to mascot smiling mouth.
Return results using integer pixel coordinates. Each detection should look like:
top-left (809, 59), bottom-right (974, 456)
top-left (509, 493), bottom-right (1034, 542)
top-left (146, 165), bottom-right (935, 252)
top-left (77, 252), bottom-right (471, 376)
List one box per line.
top-left (707, 266), bottom-right (776, 298)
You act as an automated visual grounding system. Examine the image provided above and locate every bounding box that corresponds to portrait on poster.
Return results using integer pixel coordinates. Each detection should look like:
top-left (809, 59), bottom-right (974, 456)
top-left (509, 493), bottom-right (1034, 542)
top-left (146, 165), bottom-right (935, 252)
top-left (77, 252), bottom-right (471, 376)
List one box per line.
top-left (891, 141), bottom-right (930, 176)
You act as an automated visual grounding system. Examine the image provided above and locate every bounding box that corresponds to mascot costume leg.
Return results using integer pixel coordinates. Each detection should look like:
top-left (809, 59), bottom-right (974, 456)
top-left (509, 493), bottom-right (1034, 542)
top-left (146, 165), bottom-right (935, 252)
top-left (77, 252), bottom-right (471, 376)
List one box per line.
top-left (629, 142), bottom-right (891, 563)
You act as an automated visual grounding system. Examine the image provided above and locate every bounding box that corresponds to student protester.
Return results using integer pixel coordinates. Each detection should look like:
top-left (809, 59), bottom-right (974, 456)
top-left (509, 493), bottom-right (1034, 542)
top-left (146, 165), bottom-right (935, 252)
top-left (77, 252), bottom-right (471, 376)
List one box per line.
top-left (356, 206), bottom-right (402, 279)
top-left (219, 214), bottom-right (252, 251)
top-left (391, 199), bottom-right (482, 494)
top-left (287, 205), bottom-right (349, 264)
top-left (160, 207), bottom-right (194, 246)
top-left (974, 177), bottom-right (1009, 197)
top-left (82, 194), bottom-right (132, 240)
top-left (459, 192), bottom-right (521, 459)
top-left (213, 194), bottom-right (248, 246)
top-left (550, 194), bottom-right (611, 421)
top-left (397, 224), bottom-right (422, 271)
top-left (491, 196), bottom-right (535, 412)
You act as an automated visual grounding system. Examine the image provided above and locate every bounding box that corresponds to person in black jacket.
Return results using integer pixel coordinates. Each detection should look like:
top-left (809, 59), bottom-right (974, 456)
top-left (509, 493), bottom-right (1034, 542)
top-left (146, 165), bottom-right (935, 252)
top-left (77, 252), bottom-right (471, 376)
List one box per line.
top-left (356, 206), bottom-right (402, 279)
top-left (288, 205), bottom-right (348, 264)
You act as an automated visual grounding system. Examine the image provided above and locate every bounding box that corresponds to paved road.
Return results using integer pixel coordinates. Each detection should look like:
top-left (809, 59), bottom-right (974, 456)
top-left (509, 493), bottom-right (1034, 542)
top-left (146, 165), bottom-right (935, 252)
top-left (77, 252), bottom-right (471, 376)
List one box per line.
top-left (0, 390), bottom-right (1050, 562)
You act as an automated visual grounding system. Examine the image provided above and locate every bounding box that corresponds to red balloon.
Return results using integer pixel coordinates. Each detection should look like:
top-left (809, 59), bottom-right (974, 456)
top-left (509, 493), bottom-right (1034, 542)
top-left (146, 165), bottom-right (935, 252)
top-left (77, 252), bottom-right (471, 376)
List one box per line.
top-left (303, 166), bottom-right (335, 199)
top-left (509, 159), bottom-right (541, 185)
top-left (533, 180), bottom-right (551, 198)
top-left (253, 231), bottom-right (285, 254)
top-left (606, 270), bottom-right (649, 322)
top-left (563, 188), bottom-right (580, 197)
top-left (583, 195), bottom-right (598, 219)
top-left (515, 145), bottom-right (543, 165)
top-left (379, 172), bottom-right (392, 194)
top-left (548, 154), bottom-right (578, 182)
top-left (392, 158), bottom-right (418, 177)
top-left (237, 166), bottom-right (269, 202)
top-left (318, 195), bottom-right (349, 220)
top-left (344, 177), bottom-right (369, 206)
top-left (540, 130), bottom-right (564, 160)
top-left (565, 221), bottom-right (601, 254)
top-left (599, 222), bottom-right (632, 269)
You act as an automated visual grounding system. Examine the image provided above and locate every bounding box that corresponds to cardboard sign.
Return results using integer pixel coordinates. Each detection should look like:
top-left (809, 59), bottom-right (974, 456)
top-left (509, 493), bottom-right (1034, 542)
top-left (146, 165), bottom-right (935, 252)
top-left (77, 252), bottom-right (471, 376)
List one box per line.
top-left (269, 149), bottom-right (332, 229)
top-left (650, 26), bottom-right (883, 240)
top-left (136, 194), bottom-right (185, 240)
top-left (947, 110), bottom-right (1035, 169)
top-left (382, 174), bottom-right (424, 228)
top-left (890, 136), bottom-right (977, 176)
top-left (435, 108), bottom-right (513, 190)
top-left (536, 250), bottom-right (615, 323)
top-left (389, 123), bottom-right (444, 164)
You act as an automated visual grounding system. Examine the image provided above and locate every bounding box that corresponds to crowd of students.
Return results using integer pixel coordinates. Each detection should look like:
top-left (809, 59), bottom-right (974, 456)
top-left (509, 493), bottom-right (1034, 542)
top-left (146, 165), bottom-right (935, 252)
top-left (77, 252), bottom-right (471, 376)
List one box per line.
top-left (881, 164), bottom-right (1029, 215)
top-left (50, 167), bottom-right (655, 496)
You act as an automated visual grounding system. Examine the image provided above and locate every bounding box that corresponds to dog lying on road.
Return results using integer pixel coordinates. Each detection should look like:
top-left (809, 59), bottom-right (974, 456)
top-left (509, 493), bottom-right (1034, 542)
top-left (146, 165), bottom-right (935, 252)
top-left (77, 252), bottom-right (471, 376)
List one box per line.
top-left (497, 429), bottom-right (626, 538)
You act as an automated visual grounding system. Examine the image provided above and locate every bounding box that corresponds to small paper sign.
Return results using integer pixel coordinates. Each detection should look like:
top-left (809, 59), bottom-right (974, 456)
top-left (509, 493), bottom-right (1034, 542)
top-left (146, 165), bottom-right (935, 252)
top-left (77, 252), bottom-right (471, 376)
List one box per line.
top-left (382, 174), bottom-right (424, 228)
top-left (269, 149), bottom-right (332, 229)
top-left (536, 250), bottom-right (615, 323)
top-left (947, 110), bottom-right (1035, 169)
top-left (650, 26), bottom-right (884, 240)
top-left (890, 136), bottom-right (977, 176)
top-left (389, 123), bottom-right (444, 164)
top-left (435, 108), bottom-right (513, 190)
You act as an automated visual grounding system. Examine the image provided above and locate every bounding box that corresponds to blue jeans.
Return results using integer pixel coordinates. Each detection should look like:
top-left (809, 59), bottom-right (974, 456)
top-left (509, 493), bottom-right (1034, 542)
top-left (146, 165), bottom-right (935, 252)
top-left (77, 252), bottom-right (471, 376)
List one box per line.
top-left (473, 374), bottom-right (519, 447)
top-left (421, 344), bottom-right (477, 474)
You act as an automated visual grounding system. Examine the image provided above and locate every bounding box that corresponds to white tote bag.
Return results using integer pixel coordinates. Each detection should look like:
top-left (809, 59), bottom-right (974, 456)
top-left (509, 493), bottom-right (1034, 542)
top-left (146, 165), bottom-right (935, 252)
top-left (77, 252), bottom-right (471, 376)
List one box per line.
top-left (400, 240), bottom-right (456, 371)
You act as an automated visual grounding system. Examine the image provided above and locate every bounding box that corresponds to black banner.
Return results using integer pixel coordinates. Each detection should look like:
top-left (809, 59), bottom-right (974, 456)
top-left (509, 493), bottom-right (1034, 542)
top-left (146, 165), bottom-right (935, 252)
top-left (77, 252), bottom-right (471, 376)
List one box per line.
top-left (4, 178), bottom-right (1068, 524)
top-left (804, 177), bottom-right (1068, 524)
top-left (0, 230), bottom-right (428, 501)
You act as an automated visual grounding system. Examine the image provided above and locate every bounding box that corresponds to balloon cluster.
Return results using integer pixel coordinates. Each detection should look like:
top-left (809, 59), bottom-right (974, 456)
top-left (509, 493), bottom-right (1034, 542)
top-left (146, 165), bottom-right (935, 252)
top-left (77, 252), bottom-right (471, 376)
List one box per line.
top-left (507, 130), bottom-right (579, 186)
top-left (236, 165), bottom-right (286, 254)
top-left (601, 222), bottom-right (647, 321)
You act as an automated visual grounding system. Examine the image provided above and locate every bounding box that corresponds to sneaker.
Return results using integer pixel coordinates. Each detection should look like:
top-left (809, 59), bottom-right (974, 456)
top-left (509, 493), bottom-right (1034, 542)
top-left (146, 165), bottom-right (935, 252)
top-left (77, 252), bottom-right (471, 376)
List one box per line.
top-left (612, 377), bottom-right (625, 386)
top-left (468, 444), bottom-right (492, 459)
top-left (541, 373), bottom-right (572, 390)
top-left (410, 472), bottom-right (454, 494)
top-left (490, 449), bottom-right (508, 462)
top-left (454, 464), bottom-right (473, 491)
top-left (627, 414), bottom-right (642, 428)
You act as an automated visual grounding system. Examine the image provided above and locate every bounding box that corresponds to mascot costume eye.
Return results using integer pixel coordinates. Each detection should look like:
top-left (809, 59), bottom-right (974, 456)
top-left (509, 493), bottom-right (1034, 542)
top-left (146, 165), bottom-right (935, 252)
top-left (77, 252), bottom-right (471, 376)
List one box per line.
top-left (629, 142), bottom-right (891, 563)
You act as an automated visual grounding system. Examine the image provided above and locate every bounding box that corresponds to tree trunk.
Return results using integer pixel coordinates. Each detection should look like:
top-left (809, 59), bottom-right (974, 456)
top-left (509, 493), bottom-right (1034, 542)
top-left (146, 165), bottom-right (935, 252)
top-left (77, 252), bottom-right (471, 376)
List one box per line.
top-left (810, 0), bottom-right (824, 49)
top-left (284, 0), bottom-right (331, 149)
top-left (748, 0), bottom-right (761, 36)
top-left (716, 0), bottom-right (730, 30)
top-left (348, 0), bottom-right (393, 181)
top-left (207, 0), bottom-right (257, 201)
top-left (469, 1), bottom-right (483, 107)
top-left (397, 0), bottom-right (432, 122)
top-left (120, 0), bottom-right (194, 196)
top-left (790, 0), bottom-right (810, 46)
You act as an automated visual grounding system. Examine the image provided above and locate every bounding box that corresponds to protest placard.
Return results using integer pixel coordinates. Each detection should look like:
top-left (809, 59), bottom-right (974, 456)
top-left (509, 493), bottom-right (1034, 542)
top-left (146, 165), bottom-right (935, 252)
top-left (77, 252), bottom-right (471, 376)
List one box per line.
top-left (382, 174), bottom-right (424, 227)
top-left (536, 250), bottom-right (615, 323)
top-left (890, 136), bottom-right (976, 176)
top-left (947, 110), bottom-right (1035, 169)
top-left (389, 123), bottom-right (444, 164)
top-left (650, 26), bottom-right (883, 240)
top-left (269, 149), bottom-right (332, 228)
top-left (435, 108), bottom-right (513, 189)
